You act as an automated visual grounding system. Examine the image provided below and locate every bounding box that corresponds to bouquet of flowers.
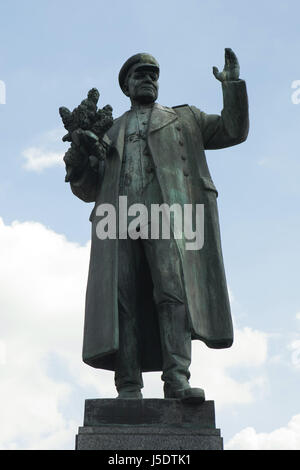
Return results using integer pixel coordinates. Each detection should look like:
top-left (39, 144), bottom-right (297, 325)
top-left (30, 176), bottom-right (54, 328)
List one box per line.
top-left (59, 88), bottom-right (113, 182)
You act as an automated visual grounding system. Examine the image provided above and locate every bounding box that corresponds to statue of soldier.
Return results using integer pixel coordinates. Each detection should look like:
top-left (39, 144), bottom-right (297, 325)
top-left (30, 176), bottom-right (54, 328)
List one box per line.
top-left (65, 49), bottom-right (249, 402)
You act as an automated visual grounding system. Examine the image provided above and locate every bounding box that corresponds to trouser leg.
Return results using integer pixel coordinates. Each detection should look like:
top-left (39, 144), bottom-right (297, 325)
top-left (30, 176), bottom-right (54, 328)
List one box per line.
top-left (142, 235), bottom-right (205, 401)
top-left (141, 237), bottom-right (192, 392)
top-left (157, 301), bottom-right (191, 393)
top-left (115, 237), bottom-right (143, 397)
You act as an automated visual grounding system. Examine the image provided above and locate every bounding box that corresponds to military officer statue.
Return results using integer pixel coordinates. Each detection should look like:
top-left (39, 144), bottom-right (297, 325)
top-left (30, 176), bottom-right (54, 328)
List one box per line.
top-left (63, 49), bottom-right (249, 402)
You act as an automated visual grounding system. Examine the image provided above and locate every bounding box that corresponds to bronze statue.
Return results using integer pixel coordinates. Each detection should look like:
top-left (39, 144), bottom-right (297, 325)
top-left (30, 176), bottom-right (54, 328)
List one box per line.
top-left (60, 49), bottom-right (249, 402)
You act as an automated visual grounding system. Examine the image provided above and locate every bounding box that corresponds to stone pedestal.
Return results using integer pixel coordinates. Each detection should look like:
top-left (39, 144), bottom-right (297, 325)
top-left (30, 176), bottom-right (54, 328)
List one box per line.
top-left (76, 399), bottom-right (223, 450)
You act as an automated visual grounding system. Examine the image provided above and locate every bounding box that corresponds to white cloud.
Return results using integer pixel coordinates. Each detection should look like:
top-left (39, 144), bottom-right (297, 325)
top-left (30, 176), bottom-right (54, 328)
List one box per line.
top-left (22, 147), bottom-right (64, 172)
top-left (287, 313), bottom-right (300, 369)
top-left (288, 338), bottom-right (300, 369)
top-left (0, 217), bottom-right (269, 449)
top-left (225, 414), bottom-right (300, 450)
top-left (0, 218), bottom-right (105, 449)
top-left (190, 327), bottom-right (268, 408)
top-left (22, 128), bottom-right (66, 172)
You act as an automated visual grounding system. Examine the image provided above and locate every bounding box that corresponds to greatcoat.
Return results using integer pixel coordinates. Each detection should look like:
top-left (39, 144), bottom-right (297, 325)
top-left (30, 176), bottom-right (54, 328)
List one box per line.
top-left (71, 79), bottom-right (249, 371)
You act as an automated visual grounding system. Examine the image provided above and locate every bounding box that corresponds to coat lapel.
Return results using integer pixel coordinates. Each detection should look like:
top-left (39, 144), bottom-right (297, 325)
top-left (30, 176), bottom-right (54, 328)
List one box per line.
top-left (106, 111), bottom-right (128, 161)
top-left (105, 103), bottom-right (177, 161)
top-left (148, 103), bottom-right (178, 134)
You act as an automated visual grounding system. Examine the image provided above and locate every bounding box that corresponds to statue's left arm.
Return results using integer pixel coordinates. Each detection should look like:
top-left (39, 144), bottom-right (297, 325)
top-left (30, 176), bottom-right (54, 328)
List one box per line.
top-left (191, 48), bottom-right (249, 150)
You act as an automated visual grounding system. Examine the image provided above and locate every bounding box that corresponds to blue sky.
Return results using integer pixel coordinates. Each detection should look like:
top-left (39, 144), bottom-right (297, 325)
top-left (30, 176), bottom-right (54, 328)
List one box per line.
top-left (0, 0), bottom-right (299, 449)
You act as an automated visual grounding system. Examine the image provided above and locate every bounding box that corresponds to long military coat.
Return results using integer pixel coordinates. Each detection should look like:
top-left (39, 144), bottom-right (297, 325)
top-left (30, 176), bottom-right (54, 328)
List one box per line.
top-left (71, 79), bottom-right (249, 370)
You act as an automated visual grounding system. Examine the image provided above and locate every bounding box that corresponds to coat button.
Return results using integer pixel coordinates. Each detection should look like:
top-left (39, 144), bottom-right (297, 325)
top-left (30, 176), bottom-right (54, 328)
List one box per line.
top-left (181, 155), bottom-right (186, 161)
top-left (183, 170), bottom-right (189, 177)
top-left (176, 126), bottom-right (181, 131)
top-left (179, 140), bottom-right (184, 146)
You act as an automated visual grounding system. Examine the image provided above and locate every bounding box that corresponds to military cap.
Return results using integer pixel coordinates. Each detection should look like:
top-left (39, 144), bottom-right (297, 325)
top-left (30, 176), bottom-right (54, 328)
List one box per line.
top-left (119, 53), bottom-right (160, 93)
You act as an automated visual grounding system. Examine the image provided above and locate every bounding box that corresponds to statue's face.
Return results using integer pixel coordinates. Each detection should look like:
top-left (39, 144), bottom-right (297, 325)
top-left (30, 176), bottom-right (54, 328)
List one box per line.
top-left (125, 67), bottom-right (159, 104)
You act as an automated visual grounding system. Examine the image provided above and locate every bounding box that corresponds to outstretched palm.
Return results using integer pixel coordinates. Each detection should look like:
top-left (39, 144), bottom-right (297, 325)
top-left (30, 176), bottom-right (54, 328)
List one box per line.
top-left (213, 48), bottom-right (240, 82)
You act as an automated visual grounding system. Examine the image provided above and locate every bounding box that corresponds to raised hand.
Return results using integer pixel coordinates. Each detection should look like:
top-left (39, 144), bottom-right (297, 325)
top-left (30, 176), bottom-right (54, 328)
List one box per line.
top-left (212, 48), bottom-right (240, 82)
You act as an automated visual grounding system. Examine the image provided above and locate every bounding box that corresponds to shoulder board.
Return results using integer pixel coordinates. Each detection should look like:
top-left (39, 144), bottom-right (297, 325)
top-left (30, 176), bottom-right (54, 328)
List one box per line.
top-left (172, 104), bottom-right (189, 109)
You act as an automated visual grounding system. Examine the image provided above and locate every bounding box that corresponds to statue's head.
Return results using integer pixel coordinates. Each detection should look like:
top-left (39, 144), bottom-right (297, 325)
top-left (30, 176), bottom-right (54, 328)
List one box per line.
top-left (119, 53), bottom-right (159, 105)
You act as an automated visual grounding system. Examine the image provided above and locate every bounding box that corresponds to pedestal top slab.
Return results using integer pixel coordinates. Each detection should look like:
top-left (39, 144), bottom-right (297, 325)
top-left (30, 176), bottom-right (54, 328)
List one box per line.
top-left (84, 399), bottom-right (216, 429)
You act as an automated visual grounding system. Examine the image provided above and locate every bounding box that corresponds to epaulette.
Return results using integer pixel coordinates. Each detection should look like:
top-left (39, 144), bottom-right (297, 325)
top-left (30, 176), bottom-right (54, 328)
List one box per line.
top-left (172, 104), bottom-right (189, 109)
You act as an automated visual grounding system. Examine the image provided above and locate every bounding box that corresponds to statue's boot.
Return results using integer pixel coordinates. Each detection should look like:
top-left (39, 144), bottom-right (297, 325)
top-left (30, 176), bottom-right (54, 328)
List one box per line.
top-left (115, 360), bottom-right (143, 399)
top-left (158, 302), bottom-right (205, 403)
top-left (114, 303), bottom-right (143, 399)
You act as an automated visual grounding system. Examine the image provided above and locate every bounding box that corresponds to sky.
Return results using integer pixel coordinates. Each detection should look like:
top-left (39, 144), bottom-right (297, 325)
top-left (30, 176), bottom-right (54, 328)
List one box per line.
top-left (0, 0), bottom-right (299, 450)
